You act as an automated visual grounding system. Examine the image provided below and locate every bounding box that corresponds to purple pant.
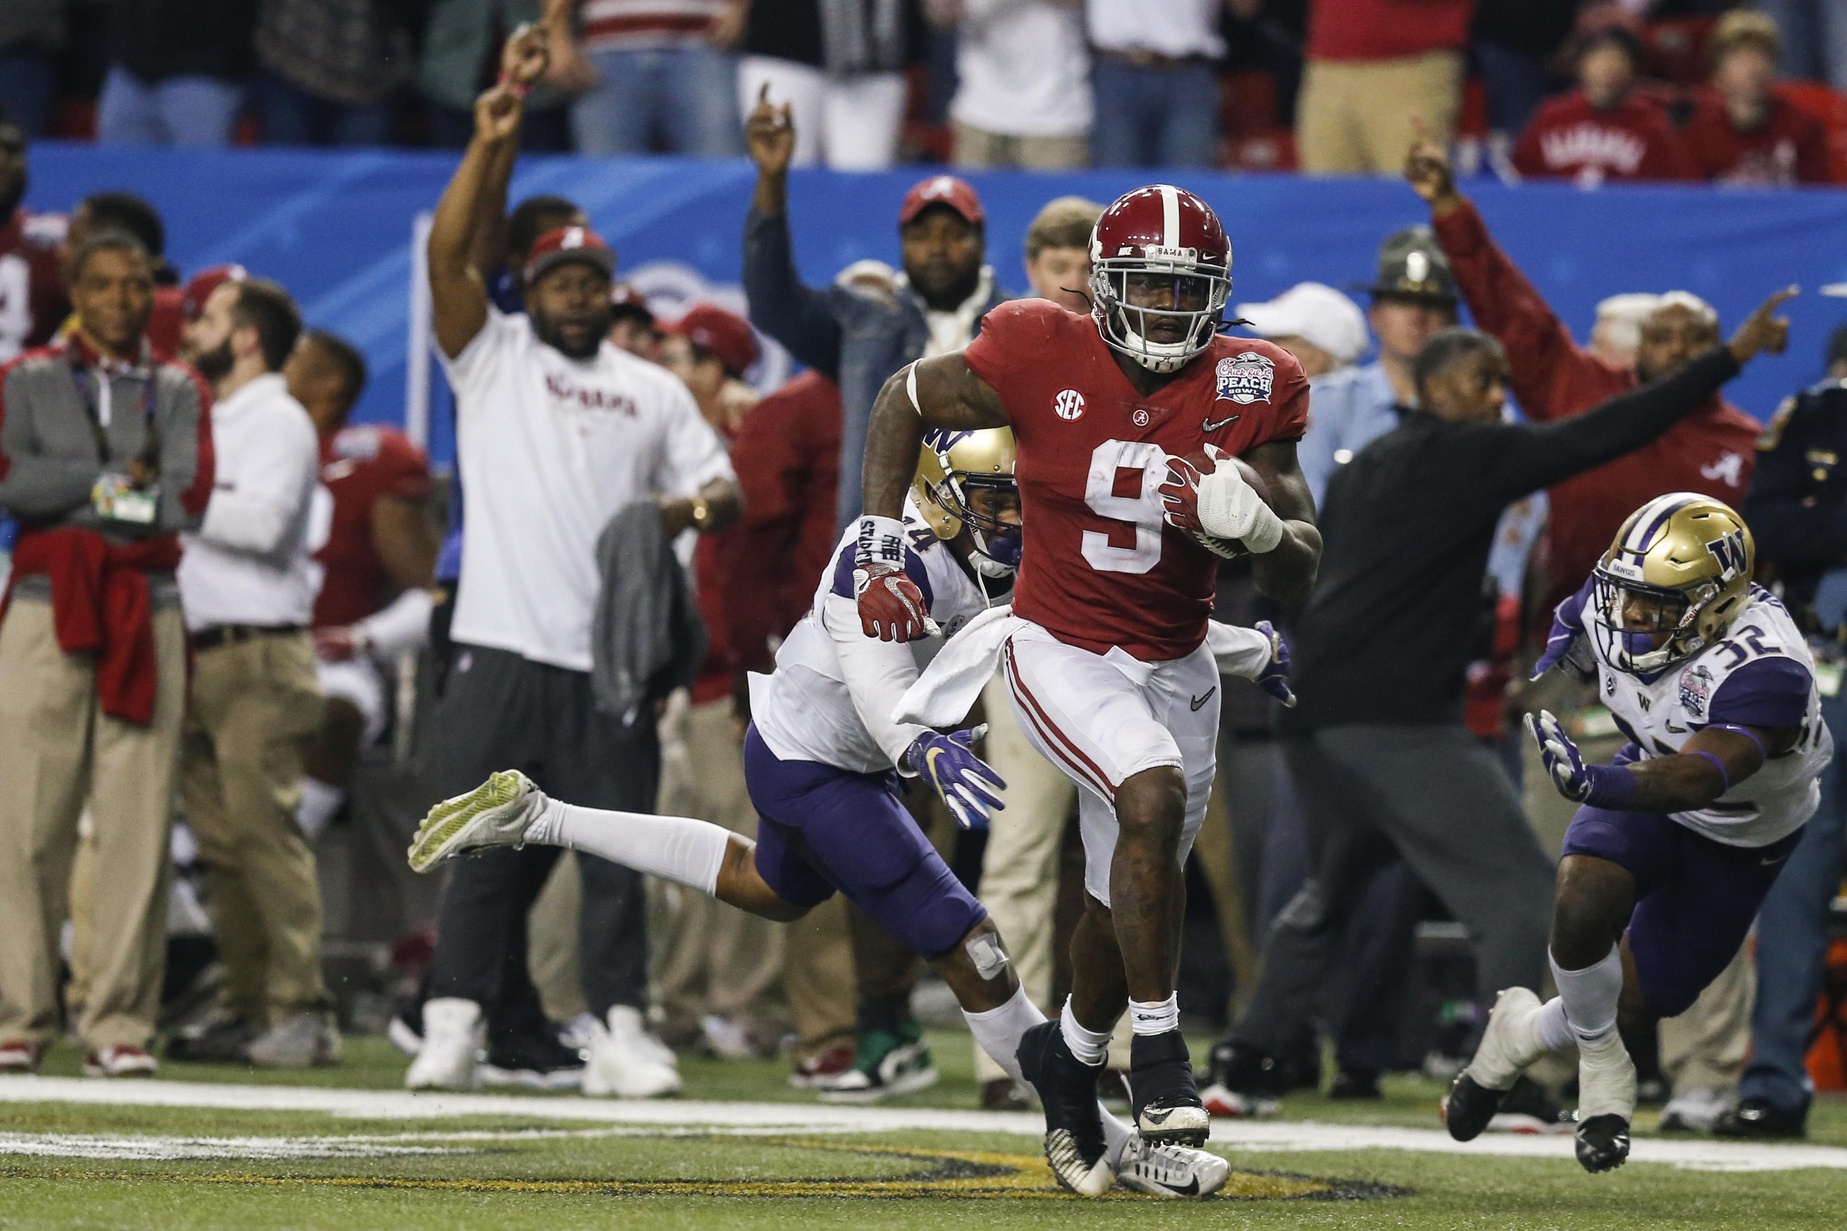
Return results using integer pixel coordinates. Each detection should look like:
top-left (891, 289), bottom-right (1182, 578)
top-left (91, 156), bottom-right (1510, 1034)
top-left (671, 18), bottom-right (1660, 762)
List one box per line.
top-left (1562, 805), bottom-right (1803, 1018)
top-left (742, 724), bottom-right (986, 960)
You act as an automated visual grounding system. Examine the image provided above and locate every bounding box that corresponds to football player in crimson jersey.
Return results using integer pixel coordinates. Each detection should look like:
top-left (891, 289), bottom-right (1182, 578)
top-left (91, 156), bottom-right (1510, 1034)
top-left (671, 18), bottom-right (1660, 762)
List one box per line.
top-left (0, 113), bottom-right (66, 363)
top-left (285, 329), bottom-right (440, 840)
top-left (855, 185), bottom-right (1321, 1189)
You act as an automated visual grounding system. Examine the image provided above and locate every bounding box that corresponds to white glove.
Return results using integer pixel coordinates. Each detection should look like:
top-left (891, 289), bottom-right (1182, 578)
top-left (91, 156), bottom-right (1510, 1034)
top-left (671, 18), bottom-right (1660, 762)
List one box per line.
top-left (1195, 464), bottom-right (1284, 554)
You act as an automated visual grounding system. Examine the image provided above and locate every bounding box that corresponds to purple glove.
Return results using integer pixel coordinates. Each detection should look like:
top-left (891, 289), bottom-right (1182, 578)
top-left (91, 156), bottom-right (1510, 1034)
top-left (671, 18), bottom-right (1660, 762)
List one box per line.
top-left (1255, 619), bottom-right (1295, 708)
top-left (1532, 579), bottom-right (1596, 682)
top-left (1529, 710), bottom-right (1634, 808)
top-left (907, 726), bottom-right (1008, 830)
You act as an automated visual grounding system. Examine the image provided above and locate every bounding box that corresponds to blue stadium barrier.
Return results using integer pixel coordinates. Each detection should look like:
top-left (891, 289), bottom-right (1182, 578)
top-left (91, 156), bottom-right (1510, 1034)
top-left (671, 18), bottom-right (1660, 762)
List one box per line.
top-left (28, 141), bottom-right (1847, 466)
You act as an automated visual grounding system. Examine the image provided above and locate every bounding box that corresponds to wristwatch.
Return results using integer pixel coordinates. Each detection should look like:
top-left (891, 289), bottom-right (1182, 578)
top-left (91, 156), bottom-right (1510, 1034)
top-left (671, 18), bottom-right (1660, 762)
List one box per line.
top-left (690, 496), bottom-right (711, 531)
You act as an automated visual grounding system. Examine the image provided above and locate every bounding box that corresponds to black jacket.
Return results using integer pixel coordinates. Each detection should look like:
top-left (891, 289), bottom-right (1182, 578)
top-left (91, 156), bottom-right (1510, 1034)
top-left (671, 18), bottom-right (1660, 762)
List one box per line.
top-left (110, 0), bottom-right (256, 83)
top-left (1742, 378), bottom-right (1847, 632)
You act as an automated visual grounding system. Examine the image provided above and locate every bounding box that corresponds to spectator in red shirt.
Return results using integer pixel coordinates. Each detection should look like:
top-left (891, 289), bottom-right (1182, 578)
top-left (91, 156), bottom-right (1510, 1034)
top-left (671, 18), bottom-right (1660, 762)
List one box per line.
top-left (1683, 10), bottom-right (1833, 186)
top-left (1408, 138), bottom-right (1760, 608)
top-left (652, 302), bottom-right (792, 1056)
top-left (1512, 24), bottom-right (1694, 185)
top-left (1296, 0), bottom-right (1472, 175)
top-left (0, 112), bottom-right (65, 363)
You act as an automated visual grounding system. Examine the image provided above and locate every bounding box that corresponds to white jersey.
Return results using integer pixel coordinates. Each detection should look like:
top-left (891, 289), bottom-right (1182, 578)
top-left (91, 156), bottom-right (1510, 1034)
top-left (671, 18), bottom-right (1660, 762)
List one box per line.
top-left (750, 505), bottom-right (1005, 775)
top-left (1594, 587), bottom-right (1833, 847)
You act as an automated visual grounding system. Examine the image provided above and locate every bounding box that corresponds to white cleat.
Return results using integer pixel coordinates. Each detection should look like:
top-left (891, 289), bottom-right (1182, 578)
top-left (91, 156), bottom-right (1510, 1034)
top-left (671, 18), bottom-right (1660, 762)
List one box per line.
top-left (1044, 1128), bottom-right (1115, 1197)
top-left (404, 997), bottom-right (482, 1091)
top-left (1659, 1086), bottom-right (1728, 1134)
top-left (407, 771), bottom-right (548, 873)
top-left (1575, 1030), bottom-right (1636, 1173)
top-left (1467, 987), bottom-right (1547, 1091)
top-left (1115, 1133), bottom-right (1230, 1198)
top-left (583, 1006), bottom-right (683, 1099)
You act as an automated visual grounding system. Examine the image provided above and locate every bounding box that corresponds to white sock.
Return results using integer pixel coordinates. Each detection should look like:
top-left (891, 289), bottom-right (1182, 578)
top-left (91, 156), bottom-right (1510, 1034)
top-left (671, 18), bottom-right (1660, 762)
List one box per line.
top-left (1535, 997), bottom-right (1574, 1053)
top-left (962, 984), bottom-right (1043, 1087)
top-left (1060, 997), bottom-right (1111, 1067)
top-left (295, 777), bottom-right (345, 843)
top-left (1550, 946), bottom-right (1623, 1044)
top-left (525, 798), bottom-right (729, 896)
top-left (1128, 993), bottom-right (1179, 1036)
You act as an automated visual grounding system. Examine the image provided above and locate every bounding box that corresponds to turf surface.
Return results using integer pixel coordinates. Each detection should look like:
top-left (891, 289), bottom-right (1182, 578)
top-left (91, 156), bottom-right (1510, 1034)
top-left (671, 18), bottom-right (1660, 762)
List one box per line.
top-left (4, 1031), bottom-right (1845, 1230)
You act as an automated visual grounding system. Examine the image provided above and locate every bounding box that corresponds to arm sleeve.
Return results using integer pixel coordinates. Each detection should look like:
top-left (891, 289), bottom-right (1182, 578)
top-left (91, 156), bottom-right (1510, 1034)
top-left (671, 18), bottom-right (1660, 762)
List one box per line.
top-left (1705, 655), bottom-right (1813, 731)
top-left (0, 365), bottom-right (101, 520)
top-left (160, 367), bottom-right (213, 530)
top-left (743, 207), bottom-right (843, 381)
top-left (821, 591), bottom-right (929, 770)
top-left (658, 382), bottom-right (736, 497)
top-left (1741, 397), bottom-right (1847, 567)
top-left (1476, 348), bottom-right (1742, 502)
top-left (195, 411), bottom-right (319, 555)
top-left (1432, 198), bottom-right (1597, 422)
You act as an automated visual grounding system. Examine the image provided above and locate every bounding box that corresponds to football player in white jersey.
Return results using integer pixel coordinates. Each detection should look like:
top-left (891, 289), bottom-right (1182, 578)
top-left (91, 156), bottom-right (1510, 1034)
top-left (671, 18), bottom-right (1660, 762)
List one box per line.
top-left (1446, 494), bottom-right (1833, 1173)
top-left (406, 427), bottom-right (1291, 1198)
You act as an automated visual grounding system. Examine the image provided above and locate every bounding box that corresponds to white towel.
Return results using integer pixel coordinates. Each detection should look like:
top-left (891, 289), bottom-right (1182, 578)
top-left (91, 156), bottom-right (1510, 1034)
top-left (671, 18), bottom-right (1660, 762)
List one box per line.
top-left (893, 608), bottom-right (1278, 729)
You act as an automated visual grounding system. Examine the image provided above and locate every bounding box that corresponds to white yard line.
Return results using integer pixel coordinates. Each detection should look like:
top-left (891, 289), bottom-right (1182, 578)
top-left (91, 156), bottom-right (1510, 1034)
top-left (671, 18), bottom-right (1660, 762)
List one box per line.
top-left (0, 1077), bottom-right (1842, 1172)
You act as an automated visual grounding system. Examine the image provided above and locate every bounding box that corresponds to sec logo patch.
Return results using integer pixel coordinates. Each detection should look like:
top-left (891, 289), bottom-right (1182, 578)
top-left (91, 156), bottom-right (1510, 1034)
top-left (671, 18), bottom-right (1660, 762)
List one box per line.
top-left (1216, 352), bottom-right (1275, 405)
top-left (1054, 389), bottom-right (1086, 421)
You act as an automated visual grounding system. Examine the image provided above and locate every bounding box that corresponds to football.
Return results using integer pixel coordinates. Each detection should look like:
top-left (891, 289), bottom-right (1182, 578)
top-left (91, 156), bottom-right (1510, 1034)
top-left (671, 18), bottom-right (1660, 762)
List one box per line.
top-left (1177, 446), bottom-right (1272, 559)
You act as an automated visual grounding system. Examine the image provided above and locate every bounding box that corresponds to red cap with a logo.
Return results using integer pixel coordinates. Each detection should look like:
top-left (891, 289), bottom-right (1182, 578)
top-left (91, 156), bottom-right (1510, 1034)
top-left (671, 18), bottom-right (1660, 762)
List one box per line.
top-left (182, 263), bottom-right (247, 319)
top-left (667, 304), bottom-right (760, 378)
top-left (524, 225), bottom-right (617, 285)
top-left (898, 175), bottom-right (985, 228)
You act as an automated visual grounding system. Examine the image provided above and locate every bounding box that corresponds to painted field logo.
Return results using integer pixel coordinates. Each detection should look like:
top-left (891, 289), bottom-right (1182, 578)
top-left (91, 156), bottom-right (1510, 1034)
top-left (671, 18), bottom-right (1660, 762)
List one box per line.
top-left (1216, 352), bottom-right (1275, 405)
top-left (1053, 389), bottom-right (1086, 421)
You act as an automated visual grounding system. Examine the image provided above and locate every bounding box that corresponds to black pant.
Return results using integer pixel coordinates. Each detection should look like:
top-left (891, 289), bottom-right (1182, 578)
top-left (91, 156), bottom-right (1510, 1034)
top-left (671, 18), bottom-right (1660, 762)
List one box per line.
top-left (428, 644), bottom-right (659, 1018)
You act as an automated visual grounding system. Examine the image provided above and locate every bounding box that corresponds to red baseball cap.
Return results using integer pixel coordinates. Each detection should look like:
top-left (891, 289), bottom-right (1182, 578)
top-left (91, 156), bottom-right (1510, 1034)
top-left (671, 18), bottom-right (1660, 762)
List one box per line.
top-left (667, 304), bottom-right (760, 378)
top-left (898, 175), bottom-right (984, 228)
top-left (182, 263), bottom-right (247, 319)
top-left (524, 225), bottom-right (616, 286)
top-left (608, 282), bottom-right (655, 323)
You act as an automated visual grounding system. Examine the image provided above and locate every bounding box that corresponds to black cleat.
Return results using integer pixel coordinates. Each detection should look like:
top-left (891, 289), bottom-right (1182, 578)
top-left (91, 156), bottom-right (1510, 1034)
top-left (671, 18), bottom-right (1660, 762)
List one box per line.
top-left (1576, 1113), bottom-right (1631, 1173)
top-left (1444, 1071), bottom-right (1509, 1142)
top-left (1329, 1068), bottom-right (1382, 1100)
top-left (1016, 1020), bottom-right (1112, 1196)
top-left (1128, 1030), bottom-right (1210, 1147)
top-left (1712, 1098), bottom-right (1807, 1140)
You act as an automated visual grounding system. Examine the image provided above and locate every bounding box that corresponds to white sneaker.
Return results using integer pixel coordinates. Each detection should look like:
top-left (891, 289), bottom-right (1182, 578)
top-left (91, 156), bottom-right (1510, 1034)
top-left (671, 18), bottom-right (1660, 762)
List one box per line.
top-left (583, 1006), bottom-right (682, 1099)
top-left (405, 997), bottom-right (482, 1090)
top-left (1660, 1087), bottom-right (1728, 1134)
top-left (1115, 1133), bottom-right (1230, 1197)
top-left (407, 771), bottom-right (548, 873)
top-left (1464, 987), bottom-right (1548, 1092)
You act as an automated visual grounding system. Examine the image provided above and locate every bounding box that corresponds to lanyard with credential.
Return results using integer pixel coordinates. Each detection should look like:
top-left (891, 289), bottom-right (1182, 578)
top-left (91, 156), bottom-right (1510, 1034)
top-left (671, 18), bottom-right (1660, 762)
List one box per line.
top-left (66, 338), bottom-right (161, 477)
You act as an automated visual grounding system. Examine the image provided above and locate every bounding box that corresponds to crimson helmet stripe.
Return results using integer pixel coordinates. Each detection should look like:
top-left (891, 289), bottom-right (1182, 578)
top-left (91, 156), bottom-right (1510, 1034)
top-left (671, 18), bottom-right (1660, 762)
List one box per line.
top-left (1160, 184), bottom-right (1180, 249)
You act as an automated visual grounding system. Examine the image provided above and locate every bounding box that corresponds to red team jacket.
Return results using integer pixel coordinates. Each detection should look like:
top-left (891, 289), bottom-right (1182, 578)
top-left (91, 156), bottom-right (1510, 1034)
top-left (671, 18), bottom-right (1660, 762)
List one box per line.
top-left (1681, 89), bottom-right (1833, 186)
top-left (964, 300), bottom-right (1308, 662)
top-left (313, 423), bottom-right (434, 629)
top-left (1431, 199), bottom-right (1761, 608)
top-left (1304, 0), bottom-right (1472, 60)
top-left (1512, 90), bottom-right (1695, 184)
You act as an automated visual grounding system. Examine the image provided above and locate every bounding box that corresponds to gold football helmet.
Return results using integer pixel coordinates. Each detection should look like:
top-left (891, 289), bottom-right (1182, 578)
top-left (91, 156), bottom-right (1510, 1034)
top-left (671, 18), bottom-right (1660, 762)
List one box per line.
top-left (912, 426), bottom-right (1020, 578)
top-left (1591, 492), bottom-right (1755, 675)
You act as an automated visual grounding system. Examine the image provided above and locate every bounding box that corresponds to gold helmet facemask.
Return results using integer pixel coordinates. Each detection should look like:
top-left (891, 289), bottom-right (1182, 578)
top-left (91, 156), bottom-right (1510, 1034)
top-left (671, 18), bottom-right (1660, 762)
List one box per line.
top-left (912, 426), bottom-right (1020, 579)
top-left (1590, 493), bottom-right (1754, 676)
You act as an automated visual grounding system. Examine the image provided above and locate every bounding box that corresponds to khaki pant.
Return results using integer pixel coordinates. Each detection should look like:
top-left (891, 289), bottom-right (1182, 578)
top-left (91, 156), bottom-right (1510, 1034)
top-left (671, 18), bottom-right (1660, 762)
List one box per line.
top-left (529, 852), bottom-right (588, 1023)
top-left (650, 694), bottom-right (787, 1038)
top-left (951, 121), bottom-right (1088, 170)
top-left (179, 631), bottom-right (328, 1024)
top-left (1661, 946), bottom-right (1754, 1096)
top-left (0, 597), bottom-right (185, 1049)
top-left (973, 671), bottom-right (1078, 1082)
top-left (1297, 51), bottom-right (1464, 175)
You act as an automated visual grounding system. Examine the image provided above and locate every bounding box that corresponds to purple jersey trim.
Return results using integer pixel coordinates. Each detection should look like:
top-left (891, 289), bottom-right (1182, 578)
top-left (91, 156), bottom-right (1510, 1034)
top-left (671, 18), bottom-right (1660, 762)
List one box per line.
top-left (1704, 656), bottom-right (1811, 732)
top-left (830, 538), bottom-right (934, 607)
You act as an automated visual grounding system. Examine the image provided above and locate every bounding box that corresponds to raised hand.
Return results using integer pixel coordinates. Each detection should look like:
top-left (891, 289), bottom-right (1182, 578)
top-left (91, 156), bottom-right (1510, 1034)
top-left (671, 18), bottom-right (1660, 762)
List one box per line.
top-left (1728, 286), bottom-right (1798, 364)
top-left (1530, 710), bottom-right (1595, 802)
top-left (1404, 138), bottom-right (1461, 213)
top-left (746, 83), bottom-right (796, 180)
top-left (907, 726), bottom-right (1007, 830)
top-left (474, 84), bottom-right (524, 143)
top-left (500, 21), bottom-right (550, 88)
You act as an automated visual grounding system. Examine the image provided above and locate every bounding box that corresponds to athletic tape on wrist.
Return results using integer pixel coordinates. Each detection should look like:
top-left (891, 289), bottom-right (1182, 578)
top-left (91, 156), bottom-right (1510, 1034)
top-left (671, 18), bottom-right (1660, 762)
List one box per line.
top-left (856, 514), bottom-right (907, 568)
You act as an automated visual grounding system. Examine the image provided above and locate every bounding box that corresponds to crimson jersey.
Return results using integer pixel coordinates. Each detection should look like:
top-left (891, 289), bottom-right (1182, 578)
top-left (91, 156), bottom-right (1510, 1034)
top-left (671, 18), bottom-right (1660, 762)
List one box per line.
top-left (313, 423), bottom-right (433, 628)
top-left (964, 300), bottom-right (1308, 661)
top-left (0, 208), bottom-right (67, 364)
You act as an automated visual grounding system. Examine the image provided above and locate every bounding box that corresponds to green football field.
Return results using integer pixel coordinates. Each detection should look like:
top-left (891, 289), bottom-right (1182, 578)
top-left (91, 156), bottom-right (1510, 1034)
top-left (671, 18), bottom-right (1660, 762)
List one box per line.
top-left (5, 1031), bottom-right (1847, 1230)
